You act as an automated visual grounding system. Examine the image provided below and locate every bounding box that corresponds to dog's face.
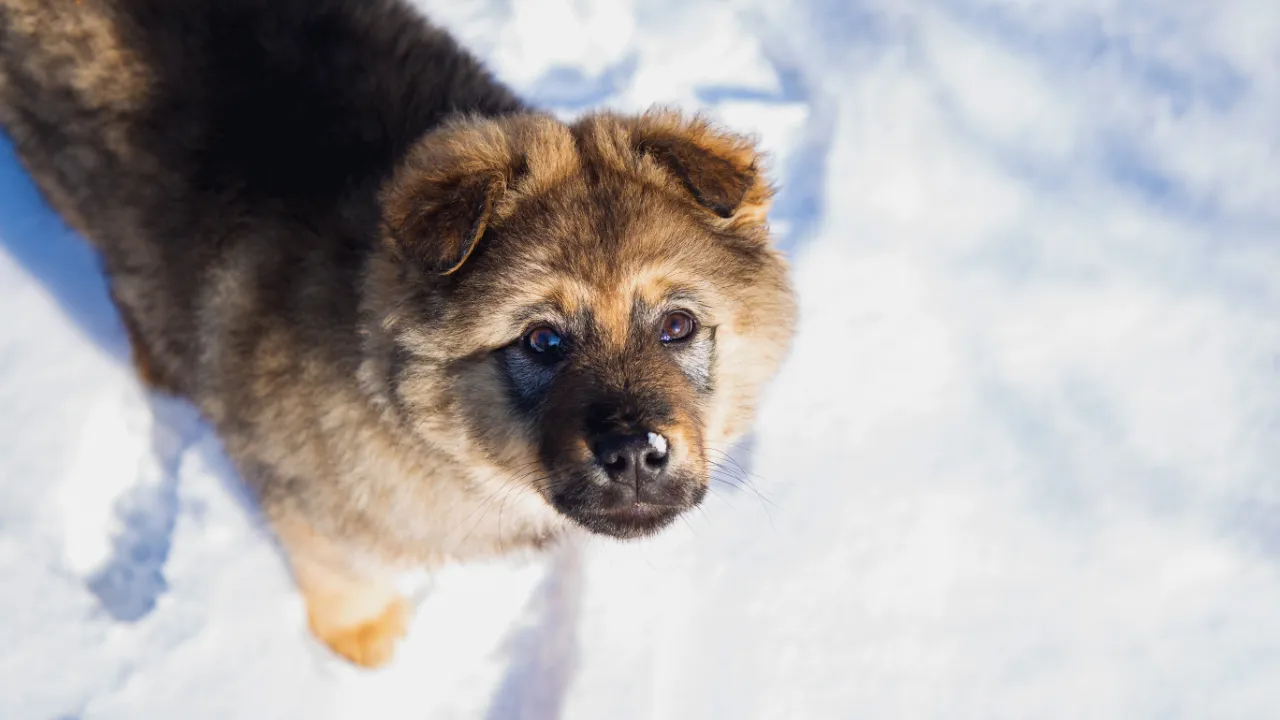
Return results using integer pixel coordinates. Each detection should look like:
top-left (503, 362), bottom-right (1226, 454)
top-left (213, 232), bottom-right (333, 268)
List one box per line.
top-left (375, 111), bottom-right (795, 539)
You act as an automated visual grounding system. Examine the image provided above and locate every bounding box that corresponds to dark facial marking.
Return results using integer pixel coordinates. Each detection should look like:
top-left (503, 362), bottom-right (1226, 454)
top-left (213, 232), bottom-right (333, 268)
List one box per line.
top-left (500, 342), bottom-right (559, 415)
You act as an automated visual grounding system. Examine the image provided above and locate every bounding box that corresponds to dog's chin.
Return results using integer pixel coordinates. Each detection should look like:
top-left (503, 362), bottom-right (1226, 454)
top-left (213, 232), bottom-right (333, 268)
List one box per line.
top-left (546, 473), bottom-right (706, 540)
top-left (562, 502), bottom-right (686, 540)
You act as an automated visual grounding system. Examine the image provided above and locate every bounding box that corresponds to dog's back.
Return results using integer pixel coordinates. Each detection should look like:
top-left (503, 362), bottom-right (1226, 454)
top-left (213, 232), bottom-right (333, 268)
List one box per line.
top-left (0, 0), bottom-right (523, 393)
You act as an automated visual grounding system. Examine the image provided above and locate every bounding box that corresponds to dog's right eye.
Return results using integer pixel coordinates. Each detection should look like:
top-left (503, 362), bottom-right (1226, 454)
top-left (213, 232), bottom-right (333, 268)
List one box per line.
top-left (524, 325), bottom-right (564, 356)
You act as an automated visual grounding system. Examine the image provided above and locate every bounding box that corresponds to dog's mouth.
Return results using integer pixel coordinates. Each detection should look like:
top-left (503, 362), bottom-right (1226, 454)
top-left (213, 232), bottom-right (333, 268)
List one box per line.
top-left (564, 500), bottom-right (688, 539)
top-left (544, 469), bottom-right (707, 540)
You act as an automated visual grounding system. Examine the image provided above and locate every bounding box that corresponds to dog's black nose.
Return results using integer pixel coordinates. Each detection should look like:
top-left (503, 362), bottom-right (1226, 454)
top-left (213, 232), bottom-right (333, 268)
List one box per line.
top-left (593, 433), bottom-right (669, 487)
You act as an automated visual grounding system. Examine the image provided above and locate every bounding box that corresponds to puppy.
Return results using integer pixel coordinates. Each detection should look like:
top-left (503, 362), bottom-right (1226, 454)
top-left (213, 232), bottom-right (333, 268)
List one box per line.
top-left (0, 0), bottom-right (796, 666)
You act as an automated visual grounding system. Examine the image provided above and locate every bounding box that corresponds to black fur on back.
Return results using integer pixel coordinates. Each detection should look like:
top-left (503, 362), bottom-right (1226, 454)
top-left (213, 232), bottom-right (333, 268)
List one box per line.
top-left (0, 0), bottom-right (524, 395)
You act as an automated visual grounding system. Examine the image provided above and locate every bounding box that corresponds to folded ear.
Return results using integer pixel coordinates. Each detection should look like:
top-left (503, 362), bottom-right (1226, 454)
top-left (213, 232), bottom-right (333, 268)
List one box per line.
top-left (380, 117), bottom-right (533, 276)
top-left (381, 171), bottom-right (502, 275)
top-left (631, 112), bottom-right (772, 225)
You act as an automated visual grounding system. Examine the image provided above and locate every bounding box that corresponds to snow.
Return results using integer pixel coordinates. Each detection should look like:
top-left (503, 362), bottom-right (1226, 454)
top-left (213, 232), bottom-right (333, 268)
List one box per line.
top-left (2, 0), bottom-right (1279, 717)
top-left (647, 432), bottom-right (668, 457)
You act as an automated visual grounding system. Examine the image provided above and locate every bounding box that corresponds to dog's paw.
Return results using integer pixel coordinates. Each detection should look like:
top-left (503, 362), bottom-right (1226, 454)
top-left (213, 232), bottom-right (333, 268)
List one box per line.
top-left (310, 597), bottom-right (408, 668)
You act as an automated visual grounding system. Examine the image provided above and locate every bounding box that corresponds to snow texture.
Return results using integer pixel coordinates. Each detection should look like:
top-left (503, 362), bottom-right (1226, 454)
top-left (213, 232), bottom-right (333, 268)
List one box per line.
top-left (2, 0), bottom-right (1279, 718)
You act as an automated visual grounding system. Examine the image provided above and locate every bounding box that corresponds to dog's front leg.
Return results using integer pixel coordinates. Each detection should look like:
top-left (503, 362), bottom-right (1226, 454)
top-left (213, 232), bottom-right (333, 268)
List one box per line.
top-left (273, 515), bottom-right (409, 668)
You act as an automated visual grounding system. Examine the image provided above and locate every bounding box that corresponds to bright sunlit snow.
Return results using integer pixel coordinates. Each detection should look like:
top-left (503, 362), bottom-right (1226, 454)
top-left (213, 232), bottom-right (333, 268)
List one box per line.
top-left (2, 0), bottom-right (1278, 718)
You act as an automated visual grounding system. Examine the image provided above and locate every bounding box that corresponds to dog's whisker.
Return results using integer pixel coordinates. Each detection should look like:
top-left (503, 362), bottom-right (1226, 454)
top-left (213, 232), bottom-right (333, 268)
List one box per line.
top-left (706, 458), bottom-right (782, 511)
top-left (445, 464), bottom-right (546, 547)
top-left (708, 474), bottom-right (779, 531)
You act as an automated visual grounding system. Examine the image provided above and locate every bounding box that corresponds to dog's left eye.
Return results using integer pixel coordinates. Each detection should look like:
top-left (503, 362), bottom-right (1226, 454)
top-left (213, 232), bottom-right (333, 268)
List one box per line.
top-left (660, 311), bottom-right (697, 343)
top-left (525, 325), bottom-right (564, 355)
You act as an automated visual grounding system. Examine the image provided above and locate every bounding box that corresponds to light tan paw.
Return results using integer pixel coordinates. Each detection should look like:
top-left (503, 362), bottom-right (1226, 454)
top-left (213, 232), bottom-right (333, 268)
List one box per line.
top-left (309, 597), bottom-right (408, 668)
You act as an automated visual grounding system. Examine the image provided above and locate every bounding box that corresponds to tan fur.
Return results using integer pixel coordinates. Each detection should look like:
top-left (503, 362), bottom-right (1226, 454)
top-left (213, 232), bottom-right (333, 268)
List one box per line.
top-left (0, 0), bottom-right (148, 158)
top-left (2, 1), bottom-right (148, 112)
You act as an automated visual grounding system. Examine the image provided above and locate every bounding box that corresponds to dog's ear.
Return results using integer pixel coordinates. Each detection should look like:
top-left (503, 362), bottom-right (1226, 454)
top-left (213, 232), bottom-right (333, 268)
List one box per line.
top-left (631, 111), bottom-right (772, 225)
top-left (637, 137), bottom-right (755, 219)
top-left (382, 115), bottom-right (579, 274)
top-left (380, 118), bottom-right (531, 276)
top-left (382, 171), bottom-right (502, 275)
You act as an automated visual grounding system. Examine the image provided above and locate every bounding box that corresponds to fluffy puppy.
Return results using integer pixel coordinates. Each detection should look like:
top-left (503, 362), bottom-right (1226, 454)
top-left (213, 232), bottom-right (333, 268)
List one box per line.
top-left (0, 0), bottom-right (796, 666)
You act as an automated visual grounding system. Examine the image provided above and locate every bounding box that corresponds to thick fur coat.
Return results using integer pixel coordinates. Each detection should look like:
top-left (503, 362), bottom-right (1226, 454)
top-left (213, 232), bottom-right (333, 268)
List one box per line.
top-left (0, 0), bottom-right (796, 666)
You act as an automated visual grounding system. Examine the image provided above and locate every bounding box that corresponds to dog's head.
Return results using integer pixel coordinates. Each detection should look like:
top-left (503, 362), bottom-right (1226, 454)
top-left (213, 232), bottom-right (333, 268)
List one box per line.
top-left (373, 110), bottom-right (795, 539)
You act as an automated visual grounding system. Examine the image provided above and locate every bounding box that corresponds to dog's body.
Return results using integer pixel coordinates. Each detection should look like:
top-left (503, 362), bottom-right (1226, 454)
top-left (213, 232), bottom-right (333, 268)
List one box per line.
top-left (0, 0), bottom-right (795, 666)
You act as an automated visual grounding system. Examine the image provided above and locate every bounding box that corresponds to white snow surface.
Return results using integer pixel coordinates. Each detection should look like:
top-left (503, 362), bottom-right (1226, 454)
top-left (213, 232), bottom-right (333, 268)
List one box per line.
top-left (3, 0), bottom-right (1279, 717)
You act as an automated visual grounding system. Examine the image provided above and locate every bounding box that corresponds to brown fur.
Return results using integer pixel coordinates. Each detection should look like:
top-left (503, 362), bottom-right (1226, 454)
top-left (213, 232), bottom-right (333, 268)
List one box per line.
top-left (0, 0), bottom-right (796, 666)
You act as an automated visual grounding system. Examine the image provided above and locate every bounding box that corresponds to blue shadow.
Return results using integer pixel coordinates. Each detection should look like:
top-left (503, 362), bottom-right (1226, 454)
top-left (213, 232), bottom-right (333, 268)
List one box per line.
top-left (0, 133), bottom-right (128, 362)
